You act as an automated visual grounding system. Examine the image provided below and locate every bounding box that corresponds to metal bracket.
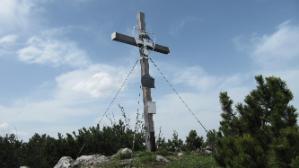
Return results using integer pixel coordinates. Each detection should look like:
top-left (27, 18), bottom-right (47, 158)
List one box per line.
top-left (135, 36), bottom-right (155, 56)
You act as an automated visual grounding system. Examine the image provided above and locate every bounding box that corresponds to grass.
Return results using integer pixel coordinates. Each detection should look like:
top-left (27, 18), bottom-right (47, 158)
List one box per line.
top-left (101, 151), bottom-right (219, 168)
top-left (131, 151), bottom-right (166, 168)
top-left (165, 152), bottom-right (219, 168)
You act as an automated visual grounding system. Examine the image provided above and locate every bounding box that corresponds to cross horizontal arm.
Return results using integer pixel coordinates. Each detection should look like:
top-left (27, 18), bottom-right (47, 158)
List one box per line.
top-left (111, 32), bottom-right (137, 47)
top-left (111, 32), bottom-right (170, 54)
top-left (153, 44), bottom-right (170, 54)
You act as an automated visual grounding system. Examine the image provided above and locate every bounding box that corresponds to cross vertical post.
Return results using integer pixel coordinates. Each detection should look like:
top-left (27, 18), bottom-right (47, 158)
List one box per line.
top-left (111, 11), bottom-right (170, 152)
top-left (137, 12), bottom-right (156, 151)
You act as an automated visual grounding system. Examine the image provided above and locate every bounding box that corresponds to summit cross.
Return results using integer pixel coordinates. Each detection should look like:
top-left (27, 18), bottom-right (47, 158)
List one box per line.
top-left (111, 12), bottom-right (170, 151)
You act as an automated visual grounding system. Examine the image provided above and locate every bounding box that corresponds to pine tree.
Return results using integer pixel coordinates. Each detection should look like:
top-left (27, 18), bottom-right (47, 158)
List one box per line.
top-left (167, 131), bottom-right (183, 152)
top-left (214, 75), bottom-right (299, 168)
top-left (205, 129), bottom-right (217, 151)
top-left (185, 130), bottom-right (204, 151)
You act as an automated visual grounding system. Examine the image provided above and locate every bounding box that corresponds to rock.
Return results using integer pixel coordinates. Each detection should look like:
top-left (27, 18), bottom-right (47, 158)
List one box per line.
top-left (54, 156), bottom-right (74, 168)
top-left (71, 154), bottom-right (109, 168)
top-left (113, 148), bottom-right (133, 160)
top-left (156, 155), bottom-right (169, 163)
top-left (177, 152), bottom-right (184, 157)
top-left (204, 149), bottom-right (212, 154)
top-left (202, 146), bottom-right (213, 154)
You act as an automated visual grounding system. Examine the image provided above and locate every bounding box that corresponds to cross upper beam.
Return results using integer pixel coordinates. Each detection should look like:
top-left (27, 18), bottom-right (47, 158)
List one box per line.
top-left (111, 12), bottom-right (170, 55)
top-left (111, 32), bottom-right (170, 54)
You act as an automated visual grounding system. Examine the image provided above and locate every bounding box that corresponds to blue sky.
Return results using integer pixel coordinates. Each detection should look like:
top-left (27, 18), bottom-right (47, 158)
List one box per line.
top-left (0, 0), bottom-right (298, 140)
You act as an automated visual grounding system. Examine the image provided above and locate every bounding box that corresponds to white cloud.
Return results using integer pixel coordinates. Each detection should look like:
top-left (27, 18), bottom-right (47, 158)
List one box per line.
top-left (0, 0), bottom-right (34, 34)
top-left (0, 0), bottom-right (30, 22)
top-left (0, 99), bottom-right (89, 123)
top-left (0, 34), bottom-right (18, 46)
top-left (252, 21), bottom-right (299, 68)
top-left (173, 66), bottom-right (251, 92)
top-left (0, 98), bottom-right (96, 140)
top-left (0, 34), bottom-right (18, 56)
top-left (18, 31), bottom-right (90, 67)
top-left (55, 64), bottom-right (128, 99)
top-left (174, 66), bottom-right (221, 92)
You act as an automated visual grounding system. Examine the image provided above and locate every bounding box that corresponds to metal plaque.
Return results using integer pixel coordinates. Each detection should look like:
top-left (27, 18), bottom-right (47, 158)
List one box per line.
top-left (147, 101), bottom-right (156, 114)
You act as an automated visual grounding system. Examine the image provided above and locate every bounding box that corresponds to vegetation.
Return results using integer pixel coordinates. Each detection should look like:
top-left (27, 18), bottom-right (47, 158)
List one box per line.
top-left (0, 120), bottom-right (145, 168)
top-left (0, 121), bottom-right (206, 168)
top-left (165, 152), bottom-right (218, 168)
top-left (213, 75), bottom-right (299, 168)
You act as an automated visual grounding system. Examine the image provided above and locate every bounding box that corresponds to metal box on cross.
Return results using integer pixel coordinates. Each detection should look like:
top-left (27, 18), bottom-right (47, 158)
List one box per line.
top-left (141, 74), bottom-right (155, 88)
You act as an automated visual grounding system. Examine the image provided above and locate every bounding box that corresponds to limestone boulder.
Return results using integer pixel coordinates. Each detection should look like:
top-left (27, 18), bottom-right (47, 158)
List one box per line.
top-left (54, 156), bottom-right (74, 168)
top-left (113, 148), bottom-right (133, 160)
top-left (177, 152), bottom-right (184, 157)
top-left (71, 154), bottom-right (109, 168)
top-left (156, 155), bottom-right (169, 163)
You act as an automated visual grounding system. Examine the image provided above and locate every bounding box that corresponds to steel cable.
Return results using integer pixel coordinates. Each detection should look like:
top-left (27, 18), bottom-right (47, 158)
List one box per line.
top-left (98, 59), bottom-right (139, 124)
top-left (149, 57), bottom-right (208, 133)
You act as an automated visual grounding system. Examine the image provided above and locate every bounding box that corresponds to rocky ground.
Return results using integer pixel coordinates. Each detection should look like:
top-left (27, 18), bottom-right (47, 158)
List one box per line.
top-left (51, 148), bottom-right (217, 168)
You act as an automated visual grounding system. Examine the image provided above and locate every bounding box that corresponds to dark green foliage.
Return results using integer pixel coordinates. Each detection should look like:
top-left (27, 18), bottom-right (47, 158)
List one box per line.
top-left (166, 131), bottom-right (184, 152)
top-left (219, 92), bottom-right (239, 136)
top-left (0, 120), bottom-right (145, 168)
top-left (22, 134), bottom-right (60, 168)
top-left (0, 134), bottom-right (23, 168)
top-left (157, 130), bottom-right (205, 155)
top-left (206, 129), bottom-right (217, 151)
top-left (156, 131), bottom-right (185, 153)
top-left (185, 130), bottom-right (204, 151)
top-left (268, 127), bottom-right (299, 168)
top-left (156, 136), bottom-right (170, 155)
top-left (214, 75), bottom-right (299, 168)
top-left (291, 156), bottom-right (299, 168)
